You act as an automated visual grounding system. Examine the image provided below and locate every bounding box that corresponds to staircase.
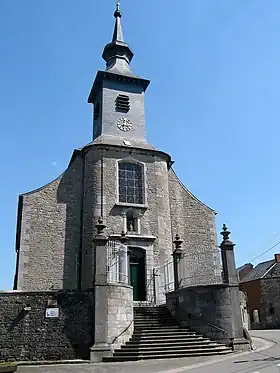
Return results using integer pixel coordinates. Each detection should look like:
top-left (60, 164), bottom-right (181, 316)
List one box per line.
top-left (103, 306), bottom-right (232, 362)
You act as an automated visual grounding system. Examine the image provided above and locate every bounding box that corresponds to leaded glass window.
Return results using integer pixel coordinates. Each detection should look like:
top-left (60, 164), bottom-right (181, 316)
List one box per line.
top-left (118, 162), bottom-right (144, 204)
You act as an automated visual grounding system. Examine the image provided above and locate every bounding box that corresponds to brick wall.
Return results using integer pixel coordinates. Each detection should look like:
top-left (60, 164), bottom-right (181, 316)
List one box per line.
top-left (239, 280), bottom-right (261, 327)
top-left (0, 290), bottom-right (93, 362)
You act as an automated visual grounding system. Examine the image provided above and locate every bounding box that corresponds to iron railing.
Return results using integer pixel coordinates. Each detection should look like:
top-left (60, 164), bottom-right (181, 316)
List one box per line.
top-left (106, 239), bottom-right (129, 285)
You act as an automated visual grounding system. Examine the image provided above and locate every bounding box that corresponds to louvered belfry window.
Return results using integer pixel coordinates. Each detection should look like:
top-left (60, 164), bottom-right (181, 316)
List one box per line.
top-left (116, 94), bottom-right (130, 112)
top-left (118, 162), bottom-right (143, 204)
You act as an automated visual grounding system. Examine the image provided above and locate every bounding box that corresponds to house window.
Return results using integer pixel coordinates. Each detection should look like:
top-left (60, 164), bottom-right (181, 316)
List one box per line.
top-left (118, 162), bottom-right (144, 204)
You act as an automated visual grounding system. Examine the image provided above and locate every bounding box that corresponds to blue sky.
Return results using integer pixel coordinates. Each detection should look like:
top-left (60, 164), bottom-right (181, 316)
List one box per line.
top-left (0, 0), bottom-right (280, 290)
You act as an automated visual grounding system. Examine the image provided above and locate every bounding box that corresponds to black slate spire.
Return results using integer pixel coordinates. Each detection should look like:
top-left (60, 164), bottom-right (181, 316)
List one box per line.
top-left (102, 1), bottom-right (134, 75)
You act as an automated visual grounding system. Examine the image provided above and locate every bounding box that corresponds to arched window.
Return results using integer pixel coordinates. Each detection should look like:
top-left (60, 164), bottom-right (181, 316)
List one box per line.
top-left (118, 162), bottom-right (144, 204)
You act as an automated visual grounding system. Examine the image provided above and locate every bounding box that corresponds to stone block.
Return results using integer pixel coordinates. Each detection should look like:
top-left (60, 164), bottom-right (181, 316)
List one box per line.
top-left (90, 343), bottom-right (113, 363)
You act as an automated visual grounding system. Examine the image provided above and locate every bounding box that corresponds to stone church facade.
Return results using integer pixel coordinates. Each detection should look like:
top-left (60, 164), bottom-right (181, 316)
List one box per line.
top-left (14, 5), bottom-right (221, 298)
top-left (1, 4), bottom-right (249, 363)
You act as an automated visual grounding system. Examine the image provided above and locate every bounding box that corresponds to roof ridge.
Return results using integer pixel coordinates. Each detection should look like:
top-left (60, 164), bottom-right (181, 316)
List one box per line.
top-left (261, 262), bottom-right (277, 278)
top-left (241, 259), bottom-right (275, 283)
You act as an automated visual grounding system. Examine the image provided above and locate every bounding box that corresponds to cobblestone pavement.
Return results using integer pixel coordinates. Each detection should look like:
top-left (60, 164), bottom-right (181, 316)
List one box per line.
top-left (17, 333), bottom-right (274, 373)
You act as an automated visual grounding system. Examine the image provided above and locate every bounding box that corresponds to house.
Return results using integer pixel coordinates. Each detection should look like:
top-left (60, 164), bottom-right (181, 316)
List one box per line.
top-left (240, 254), bottom-right (280, 329)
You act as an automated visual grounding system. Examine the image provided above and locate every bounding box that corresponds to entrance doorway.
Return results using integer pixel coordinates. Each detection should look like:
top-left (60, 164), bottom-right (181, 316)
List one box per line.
top-left (129, 247), bottom-right (146, 301)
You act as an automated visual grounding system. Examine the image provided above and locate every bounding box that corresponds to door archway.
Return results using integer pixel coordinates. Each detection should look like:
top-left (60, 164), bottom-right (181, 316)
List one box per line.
top-left (129, 247), bottom-right (146, 301)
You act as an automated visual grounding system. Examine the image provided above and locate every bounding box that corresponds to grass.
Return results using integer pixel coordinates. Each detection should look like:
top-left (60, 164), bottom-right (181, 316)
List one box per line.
top-left (0, 363), bottom-right (17, 367)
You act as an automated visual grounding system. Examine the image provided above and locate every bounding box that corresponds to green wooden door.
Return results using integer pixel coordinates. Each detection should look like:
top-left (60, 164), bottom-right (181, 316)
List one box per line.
top-left (129, 247), bottom-right (146, 301)
top-left (130, 264), bottom-right (139, 301)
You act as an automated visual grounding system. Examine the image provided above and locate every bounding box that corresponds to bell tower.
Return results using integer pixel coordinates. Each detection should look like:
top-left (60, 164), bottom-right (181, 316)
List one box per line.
top-left (88, 1), bottom-right (150, 146)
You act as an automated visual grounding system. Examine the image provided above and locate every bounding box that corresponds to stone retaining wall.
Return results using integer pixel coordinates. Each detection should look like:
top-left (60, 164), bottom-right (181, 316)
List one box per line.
top-left (107, 284), bottom-right (134, 348)
top-left (166, 284), bottom-right (248, 350)
top-left (0, 290), bottom-right (94, 362)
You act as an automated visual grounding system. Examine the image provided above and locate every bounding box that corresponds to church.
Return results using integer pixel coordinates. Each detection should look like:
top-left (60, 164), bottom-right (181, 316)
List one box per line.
top-left (14, 3), bottom-right (220, 299)
top-left (6, 3), bottom-right (247, 363)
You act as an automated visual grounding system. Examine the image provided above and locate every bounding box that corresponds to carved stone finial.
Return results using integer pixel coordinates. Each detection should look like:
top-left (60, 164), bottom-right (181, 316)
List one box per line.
top-left (173, 234), bottom-right (183, 250)
top-left (220, 224), bottom-right (231, 242)
top-left (120, 230), bottom-right (128, 244)
top-left (95, 217), bottom-right (106, 235)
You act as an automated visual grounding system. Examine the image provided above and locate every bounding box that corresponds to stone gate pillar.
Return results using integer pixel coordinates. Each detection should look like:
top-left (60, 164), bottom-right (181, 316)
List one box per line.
top-left (220, 224), bottom-right (249, 351)
top-left (172, 234), bottom-right (183, 291)
top-left (90, 217), bottom-right (112, 362)
top-left (90, 222), bottom-right (134, 363)
top-left (220, 224), bottom-right (238, 285)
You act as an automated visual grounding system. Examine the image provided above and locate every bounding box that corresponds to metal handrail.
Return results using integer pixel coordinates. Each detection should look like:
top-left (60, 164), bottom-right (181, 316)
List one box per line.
top-left (111, 319), bottom-right (134, 345)
top-left (207, 322), bottom-right (228, 335)
top-left (186, 312), bottom-right (234, 350)
top-left (187, 312), bottom-right (228, 335)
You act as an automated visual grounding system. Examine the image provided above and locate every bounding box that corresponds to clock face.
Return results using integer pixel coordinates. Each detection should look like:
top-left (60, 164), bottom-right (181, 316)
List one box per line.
top-left (117, 117), bottom-right (132, 132)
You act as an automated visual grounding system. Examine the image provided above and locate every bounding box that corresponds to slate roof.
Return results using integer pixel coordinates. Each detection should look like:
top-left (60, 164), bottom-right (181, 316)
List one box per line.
top-left (263, 262), bottom-right (280, 278)
top-left (241, 260), bottom-right (275, 283)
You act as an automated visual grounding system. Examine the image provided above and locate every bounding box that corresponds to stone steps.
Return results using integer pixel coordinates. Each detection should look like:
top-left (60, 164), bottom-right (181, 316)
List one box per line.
top-left (114, 346), bottom-right (230, 355)
top-left (102, 306), bottom-right (232, 362)
top-left (120, 342), bottom-right (221, 351)
top-left (133, 327), bottom-right (190, 332)
top-left (132, 331), bottom-right (198, 337)
top-left (134, 320), bottom-right (175, 323)
top-left (127, 337), bottom-right (210, 344)
top-left (129, 337), bottom-right (210, 343)
top-left (103, 349), bottom-right (232, 362)
top-left (134, 316), bottom-right (175, 319)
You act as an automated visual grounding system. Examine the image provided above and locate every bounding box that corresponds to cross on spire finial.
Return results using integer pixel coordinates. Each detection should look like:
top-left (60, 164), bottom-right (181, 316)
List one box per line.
top-left (115, 0), bottom-right (122, 18)
top-left (100, 0), bottom-right (134, 74)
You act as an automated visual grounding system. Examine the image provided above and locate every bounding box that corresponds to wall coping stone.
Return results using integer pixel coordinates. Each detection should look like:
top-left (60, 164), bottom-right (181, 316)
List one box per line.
top-left (0, 289), bottom-right (95, 296)
top-left (110, 234), bottom-right (156, 242)
top-left (166, 283), bottom-right (240, 293)
top-left (97, 283), bottom-right (133, 290)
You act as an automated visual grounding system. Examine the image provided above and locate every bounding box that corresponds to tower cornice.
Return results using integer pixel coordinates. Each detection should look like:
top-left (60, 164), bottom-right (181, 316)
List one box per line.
top-left (88, 70), bottom-right (150, 104)
top-left (68, 143), bottom-right (172, 168)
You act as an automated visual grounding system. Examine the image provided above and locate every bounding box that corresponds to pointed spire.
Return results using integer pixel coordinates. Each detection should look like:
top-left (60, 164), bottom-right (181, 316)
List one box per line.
top-left (102, 1), bottom-right (134, 75)
top-left (112, 1), bottom-right (124, 42)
